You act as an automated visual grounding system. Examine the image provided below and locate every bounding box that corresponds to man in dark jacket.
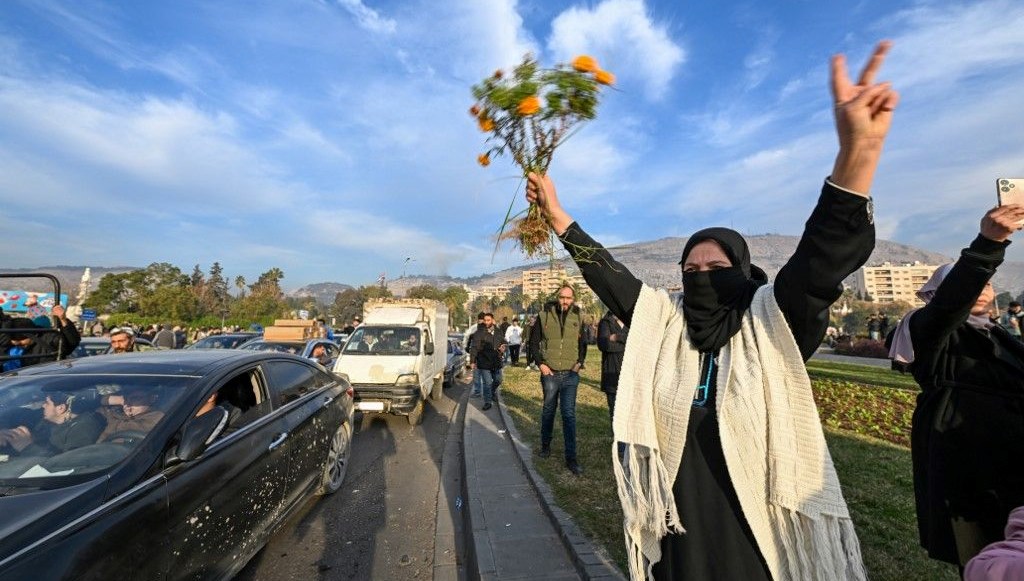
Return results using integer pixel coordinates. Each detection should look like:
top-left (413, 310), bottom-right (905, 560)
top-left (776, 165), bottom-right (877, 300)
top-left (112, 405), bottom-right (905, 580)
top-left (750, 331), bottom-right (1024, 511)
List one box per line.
top-left (1, 305), bottom-right (80, 371)
top-left (527, 285), bottom-right (587, 475)
top-left (469, 313), bottom-right (506, 410)
top-left (596, 310), bottom-right (628, 423)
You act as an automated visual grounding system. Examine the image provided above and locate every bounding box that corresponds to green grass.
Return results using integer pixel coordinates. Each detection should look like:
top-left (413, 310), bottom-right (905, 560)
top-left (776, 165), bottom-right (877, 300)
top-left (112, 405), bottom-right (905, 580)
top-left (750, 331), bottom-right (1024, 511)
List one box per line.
top-left (499, 347), bottom-right (956, 580)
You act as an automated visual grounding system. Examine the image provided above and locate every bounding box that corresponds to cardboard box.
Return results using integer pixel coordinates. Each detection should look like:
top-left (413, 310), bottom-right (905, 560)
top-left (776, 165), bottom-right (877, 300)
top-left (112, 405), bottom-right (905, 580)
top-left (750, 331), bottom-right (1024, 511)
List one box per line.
top-left (263, 326), bottom-right (311, 341)
top-left (274, 319), bottom-right (316, 328)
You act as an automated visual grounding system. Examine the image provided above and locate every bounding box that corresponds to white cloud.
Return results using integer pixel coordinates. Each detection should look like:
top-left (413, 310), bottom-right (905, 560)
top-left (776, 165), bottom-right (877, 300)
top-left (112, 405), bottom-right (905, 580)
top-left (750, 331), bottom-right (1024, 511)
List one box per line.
top-left (684, 108), bottom-right (780, 148)
top-left (882, 0), bottom-right (1024, 92)
top-left (330, 0), bottom-right (396, 35)
top-left (547, 0), bottom-right (684, 100)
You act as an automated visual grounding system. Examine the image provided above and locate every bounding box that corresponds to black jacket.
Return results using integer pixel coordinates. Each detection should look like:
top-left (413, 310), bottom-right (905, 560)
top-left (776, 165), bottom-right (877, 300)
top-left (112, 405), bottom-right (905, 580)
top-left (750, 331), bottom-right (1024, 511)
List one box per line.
top-left (906, 234), bottom-right (1024, 565)
top-left (470, 325), bottom-right (506, 371)
top-left (597, 313), bottom-right (628, 392)
top-left (2, 318), bottom-right (81, 368)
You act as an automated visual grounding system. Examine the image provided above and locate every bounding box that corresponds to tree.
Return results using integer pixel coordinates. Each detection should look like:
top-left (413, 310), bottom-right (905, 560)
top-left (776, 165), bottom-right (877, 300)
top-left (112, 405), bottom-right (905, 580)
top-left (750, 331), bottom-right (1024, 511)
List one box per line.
top-left (234, 275), bottom-right (246, 298)
top-left (84, 271), bottom-right (138, 313)
top-left (406, 284), bottom-right (444, 301)
top-left (250, 267), bottom-right (285, 298)
top-left (189, 264), bottom-right (205, 288)
top-left (361, 285), bottom-right (393, 301)
top-left (206, 262), bottom-right (229, 316)
top-left (443, 286), bottom-right (470, 328)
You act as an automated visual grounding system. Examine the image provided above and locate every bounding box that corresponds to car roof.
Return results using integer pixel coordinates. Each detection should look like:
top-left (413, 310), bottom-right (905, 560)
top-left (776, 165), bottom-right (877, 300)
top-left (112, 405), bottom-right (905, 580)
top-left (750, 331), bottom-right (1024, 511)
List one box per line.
top-left (3, 349), bottom-right (272, 378)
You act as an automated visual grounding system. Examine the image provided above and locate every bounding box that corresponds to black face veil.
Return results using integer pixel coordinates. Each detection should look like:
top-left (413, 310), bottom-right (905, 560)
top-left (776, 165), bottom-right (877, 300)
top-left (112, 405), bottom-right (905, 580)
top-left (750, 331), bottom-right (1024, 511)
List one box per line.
top-left (679, 228), bottom-right (768, 352)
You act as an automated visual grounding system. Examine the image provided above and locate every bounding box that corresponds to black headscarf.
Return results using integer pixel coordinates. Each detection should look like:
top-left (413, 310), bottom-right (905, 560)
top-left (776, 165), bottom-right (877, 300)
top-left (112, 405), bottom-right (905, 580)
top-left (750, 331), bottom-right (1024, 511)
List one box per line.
top-left (678, 227), bottom-right (768, 352)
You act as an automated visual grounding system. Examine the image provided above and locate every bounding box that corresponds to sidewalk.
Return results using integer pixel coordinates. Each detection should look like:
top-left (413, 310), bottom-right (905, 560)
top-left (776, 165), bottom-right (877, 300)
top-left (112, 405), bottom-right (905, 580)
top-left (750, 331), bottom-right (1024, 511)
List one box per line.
top-left (462, 388), bottom-right (625, 580)
top-left (811, 347), bottom-right (891, 368)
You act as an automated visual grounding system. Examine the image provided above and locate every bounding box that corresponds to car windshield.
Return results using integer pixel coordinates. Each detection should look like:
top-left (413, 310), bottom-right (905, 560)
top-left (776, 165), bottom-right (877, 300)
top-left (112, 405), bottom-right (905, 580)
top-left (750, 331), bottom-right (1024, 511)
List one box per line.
top-left (189, 335), bottom-right (254, 349)
top-left (240, 341), bottom-right (304, 355)
top-left (0, 374), bottom-right (192, 488)
top-left (344, 327), bottom-right (421, 355)
top-left (72, 340), bottom-right (111, 358)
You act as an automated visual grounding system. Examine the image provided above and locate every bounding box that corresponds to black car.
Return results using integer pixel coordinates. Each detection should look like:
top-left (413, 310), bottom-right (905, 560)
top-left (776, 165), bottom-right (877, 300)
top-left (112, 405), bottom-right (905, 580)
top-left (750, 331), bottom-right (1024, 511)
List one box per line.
top-left (0, 350), bottom-right (354, 580)
top-left (185, 333), bottom-right (260, 350)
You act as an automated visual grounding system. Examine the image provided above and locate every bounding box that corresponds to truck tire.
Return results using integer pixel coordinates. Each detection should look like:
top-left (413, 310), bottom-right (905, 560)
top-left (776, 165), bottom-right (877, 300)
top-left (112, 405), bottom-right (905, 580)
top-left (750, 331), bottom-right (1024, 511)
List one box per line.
top-left (407, 398), bottom-right (424, 426)
top-left (431, 375), bottom-right (443, 400)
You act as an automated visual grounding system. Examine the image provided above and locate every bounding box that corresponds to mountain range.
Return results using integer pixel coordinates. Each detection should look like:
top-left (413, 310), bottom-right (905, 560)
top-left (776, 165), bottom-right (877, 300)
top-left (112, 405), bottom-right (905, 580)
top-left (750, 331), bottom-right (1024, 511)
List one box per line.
top-left (6, 234), bottom-right (1024, 303)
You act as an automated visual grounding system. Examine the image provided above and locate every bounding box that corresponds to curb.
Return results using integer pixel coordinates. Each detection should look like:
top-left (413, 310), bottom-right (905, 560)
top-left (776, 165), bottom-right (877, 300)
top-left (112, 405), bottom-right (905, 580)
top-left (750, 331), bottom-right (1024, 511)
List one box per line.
top-left (494, 393), bottom-right (626, 580)
top-left (434, 387), bottom-right (470, 581)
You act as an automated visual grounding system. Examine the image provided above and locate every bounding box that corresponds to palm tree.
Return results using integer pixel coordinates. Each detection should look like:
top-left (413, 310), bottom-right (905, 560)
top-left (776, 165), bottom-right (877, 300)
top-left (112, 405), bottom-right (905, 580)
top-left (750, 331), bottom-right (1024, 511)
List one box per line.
top-left (234, 275), bottom-right (246, 298)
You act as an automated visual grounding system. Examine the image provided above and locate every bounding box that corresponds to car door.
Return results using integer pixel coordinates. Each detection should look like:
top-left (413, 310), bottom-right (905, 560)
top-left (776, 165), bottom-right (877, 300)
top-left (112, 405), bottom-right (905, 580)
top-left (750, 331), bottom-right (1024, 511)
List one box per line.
top-left (262, 359), bottom-right (339, 510)
top-left (162, 365), bottom-right (290, 579)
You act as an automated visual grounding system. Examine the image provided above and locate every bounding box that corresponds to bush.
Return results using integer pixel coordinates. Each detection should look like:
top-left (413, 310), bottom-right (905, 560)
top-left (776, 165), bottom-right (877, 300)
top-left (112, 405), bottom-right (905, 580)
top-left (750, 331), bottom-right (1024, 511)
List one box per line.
top-left (834, 337), bottom-right (889, 358)
top-left (812, 378), bottom-right (916, 447)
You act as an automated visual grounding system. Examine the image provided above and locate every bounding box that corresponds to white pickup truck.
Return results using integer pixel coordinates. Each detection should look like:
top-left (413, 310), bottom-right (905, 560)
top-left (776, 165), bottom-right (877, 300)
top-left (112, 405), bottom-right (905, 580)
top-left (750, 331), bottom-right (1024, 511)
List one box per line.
top-left (333, 299), bottom-right (448, 425)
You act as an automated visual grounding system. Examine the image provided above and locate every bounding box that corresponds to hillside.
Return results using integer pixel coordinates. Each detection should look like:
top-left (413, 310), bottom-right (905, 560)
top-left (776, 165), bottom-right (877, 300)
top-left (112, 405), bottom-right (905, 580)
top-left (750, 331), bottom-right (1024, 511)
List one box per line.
top-left (292, 282), bottom-right (355, 305)
top-left (9, 234), bottom-right (1024, 305)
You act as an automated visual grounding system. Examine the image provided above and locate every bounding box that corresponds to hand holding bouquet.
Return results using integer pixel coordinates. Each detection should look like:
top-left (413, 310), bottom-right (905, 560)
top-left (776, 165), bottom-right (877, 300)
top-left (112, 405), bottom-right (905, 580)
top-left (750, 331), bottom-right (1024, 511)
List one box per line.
top-left (472, 54), bottom-right (614, 257)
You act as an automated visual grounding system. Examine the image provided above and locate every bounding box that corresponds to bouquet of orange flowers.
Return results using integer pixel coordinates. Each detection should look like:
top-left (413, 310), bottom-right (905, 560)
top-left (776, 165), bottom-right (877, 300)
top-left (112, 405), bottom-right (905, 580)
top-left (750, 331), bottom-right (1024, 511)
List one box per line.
top-left (472, 54), bottom-right (614, 257)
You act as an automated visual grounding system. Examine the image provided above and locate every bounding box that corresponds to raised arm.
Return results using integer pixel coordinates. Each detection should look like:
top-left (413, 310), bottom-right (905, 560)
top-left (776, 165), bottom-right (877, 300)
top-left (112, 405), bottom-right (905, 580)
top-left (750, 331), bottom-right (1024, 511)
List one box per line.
top-left (775, 41), bottom-right (900, 359)
top-left (828, 41), bottom-right (899, 195)
top-left (910, 205), bottom-right (1024, 368)
top-left (526, 174), bottom-right (643, 324)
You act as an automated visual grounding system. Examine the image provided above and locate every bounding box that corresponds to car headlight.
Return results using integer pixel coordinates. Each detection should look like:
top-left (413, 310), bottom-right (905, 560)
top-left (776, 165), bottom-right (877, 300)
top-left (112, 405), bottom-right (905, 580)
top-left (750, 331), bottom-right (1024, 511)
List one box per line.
top-left (395, 373), bottom-right (419, 386)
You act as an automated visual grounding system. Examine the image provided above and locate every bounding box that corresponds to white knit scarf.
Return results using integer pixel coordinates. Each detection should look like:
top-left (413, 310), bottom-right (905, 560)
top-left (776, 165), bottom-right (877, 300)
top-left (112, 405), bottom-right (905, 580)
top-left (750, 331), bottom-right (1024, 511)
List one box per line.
top-left (612, 284), bottom-right (866, 580)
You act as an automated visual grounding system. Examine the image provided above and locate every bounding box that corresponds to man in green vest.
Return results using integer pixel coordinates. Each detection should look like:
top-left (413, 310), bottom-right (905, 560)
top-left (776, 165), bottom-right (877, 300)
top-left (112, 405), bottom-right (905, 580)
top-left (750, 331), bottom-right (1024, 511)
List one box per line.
top-left (527, 285), bottom-right (587, 475)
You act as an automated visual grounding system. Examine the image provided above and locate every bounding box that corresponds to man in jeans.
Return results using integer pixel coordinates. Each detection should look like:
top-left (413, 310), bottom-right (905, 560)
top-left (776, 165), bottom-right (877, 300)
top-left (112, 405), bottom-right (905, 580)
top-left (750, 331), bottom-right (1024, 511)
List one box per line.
top-left (528, 285), bottom-right (587, 475)
top-left (469, 313), bottom-right (506, 410)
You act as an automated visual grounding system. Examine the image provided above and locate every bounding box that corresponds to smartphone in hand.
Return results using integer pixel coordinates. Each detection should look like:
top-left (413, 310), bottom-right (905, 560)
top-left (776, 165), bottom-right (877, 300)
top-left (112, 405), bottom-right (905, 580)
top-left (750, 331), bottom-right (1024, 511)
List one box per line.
top-left (998, 178), bottom-right (1024, 224)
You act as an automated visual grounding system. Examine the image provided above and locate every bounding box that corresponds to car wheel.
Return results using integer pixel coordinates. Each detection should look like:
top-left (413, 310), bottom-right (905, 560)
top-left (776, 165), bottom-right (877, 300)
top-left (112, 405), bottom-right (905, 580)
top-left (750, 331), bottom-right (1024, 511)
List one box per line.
top-left (319, 422), bottom-right (352, 495)
top-left (407, 398), bottom-right (424, 426)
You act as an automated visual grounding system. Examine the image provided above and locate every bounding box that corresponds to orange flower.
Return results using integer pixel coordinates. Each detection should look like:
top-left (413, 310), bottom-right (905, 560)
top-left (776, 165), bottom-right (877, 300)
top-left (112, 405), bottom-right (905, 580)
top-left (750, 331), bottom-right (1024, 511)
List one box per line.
top-left (572, 55), bottom-right (599, 73)
top-left (493, 69), bottom-right (504, 79)
top-left (469, 104), bottom-right (480, 116)
top-left (594, 69), bottom-right (615, 86)
top-left (516, 95), bottom-right (541, 116)
top-left (477, 153), bottom-right (491, 167)
top-left (478, 117), bottom-right (495, 132)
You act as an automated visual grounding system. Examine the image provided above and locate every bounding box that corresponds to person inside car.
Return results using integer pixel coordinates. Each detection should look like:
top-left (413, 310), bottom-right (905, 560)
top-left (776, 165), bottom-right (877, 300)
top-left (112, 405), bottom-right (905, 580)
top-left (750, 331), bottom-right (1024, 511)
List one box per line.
top-left (310, 344), bottom-right (331, 366)
top-left (0, 391), bottom-right (104, 455)
top-left (97, 388), bottom-right (164, 442)
top-left (402, 331), bottom-right (421, 354)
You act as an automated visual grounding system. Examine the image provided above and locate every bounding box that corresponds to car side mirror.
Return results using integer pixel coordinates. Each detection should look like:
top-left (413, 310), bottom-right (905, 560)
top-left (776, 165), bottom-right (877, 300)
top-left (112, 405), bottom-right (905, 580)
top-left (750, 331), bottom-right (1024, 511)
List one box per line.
top-left (424, 341), bottom-right (434, 355)
top-left (166, 406), bottom-right (229, 466)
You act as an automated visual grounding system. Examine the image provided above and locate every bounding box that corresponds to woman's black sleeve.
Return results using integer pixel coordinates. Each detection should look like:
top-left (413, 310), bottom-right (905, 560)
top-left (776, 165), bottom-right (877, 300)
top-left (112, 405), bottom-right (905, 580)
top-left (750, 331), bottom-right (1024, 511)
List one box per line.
top-left (909, 235), bottom-right (1007, 365)
top-left (774, 181), bottom-right (875, 361)
top-left (558, 222), bottom-right (643, 326)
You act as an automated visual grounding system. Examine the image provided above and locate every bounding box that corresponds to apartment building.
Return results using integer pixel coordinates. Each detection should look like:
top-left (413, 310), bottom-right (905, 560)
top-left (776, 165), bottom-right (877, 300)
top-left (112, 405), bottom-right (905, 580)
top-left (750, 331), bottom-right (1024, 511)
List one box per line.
top-left (852, 262), bottom-right (938, 307)
top-left (520, 265), bottom-right (592, 302)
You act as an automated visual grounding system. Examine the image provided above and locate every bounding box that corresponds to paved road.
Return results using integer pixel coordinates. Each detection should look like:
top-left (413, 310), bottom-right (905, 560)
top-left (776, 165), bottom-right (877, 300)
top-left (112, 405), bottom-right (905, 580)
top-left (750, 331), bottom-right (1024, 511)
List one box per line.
top-left (236, 377), bottom-right (470, 581)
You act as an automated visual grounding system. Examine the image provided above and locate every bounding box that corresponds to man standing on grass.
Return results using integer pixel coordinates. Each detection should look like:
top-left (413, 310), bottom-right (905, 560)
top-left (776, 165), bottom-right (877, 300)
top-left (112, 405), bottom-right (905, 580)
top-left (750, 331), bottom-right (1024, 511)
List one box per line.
top-left (505, 318), bottom-right (523, 366)
top-left (469, 313), bottom-right (506, 410)
top-left (528, 285), bottom-right (587, 476)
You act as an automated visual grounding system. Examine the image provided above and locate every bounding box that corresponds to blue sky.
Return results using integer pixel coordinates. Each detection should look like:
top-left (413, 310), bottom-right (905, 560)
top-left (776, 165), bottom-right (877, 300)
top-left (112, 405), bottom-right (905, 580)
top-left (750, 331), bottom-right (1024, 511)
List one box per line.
top-left (2, 0), bottom-right (1024, 290)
